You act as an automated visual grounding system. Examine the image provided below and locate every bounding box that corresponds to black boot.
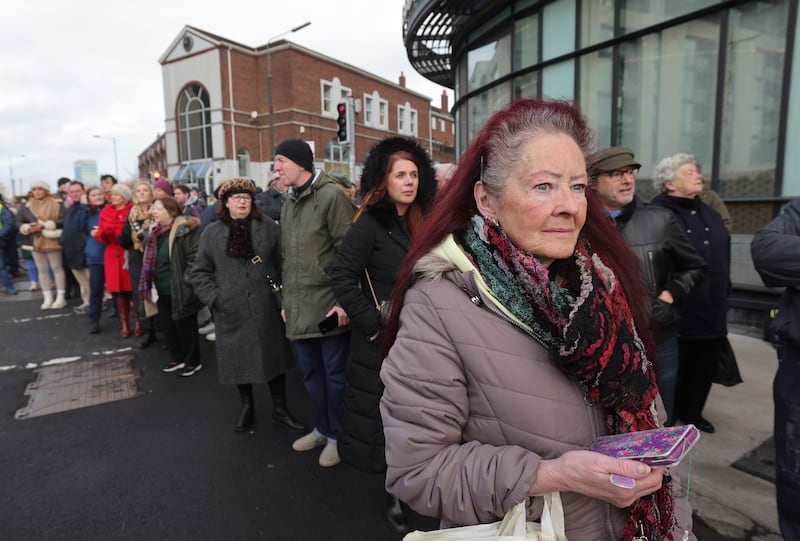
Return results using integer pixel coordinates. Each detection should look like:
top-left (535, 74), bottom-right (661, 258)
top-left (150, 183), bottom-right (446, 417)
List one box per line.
top-left (385, 491), bottom-right (410, 534)
top-left (235, 384), bottom-right (254, 432)
top-left (268, 375), bottom-right (305, 433)
top-left (139, 319), bottom-right (158, 349)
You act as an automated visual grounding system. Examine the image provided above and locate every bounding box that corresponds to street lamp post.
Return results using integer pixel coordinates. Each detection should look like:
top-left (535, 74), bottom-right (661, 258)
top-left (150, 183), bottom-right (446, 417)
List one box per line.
top-left (8, 154), bottom-right (26, 198)
top-left (267, 21), bottom-right (312, 157)
top-left (93, 134), bottom-right (119, 180)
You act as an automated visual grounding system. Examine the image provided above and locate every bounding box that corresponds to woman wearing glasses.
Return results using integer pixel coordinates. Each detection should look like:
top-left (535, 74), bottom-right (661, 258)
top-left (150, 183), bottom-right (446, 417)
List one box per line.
top-left (192, 178), bottom-right (304, 433)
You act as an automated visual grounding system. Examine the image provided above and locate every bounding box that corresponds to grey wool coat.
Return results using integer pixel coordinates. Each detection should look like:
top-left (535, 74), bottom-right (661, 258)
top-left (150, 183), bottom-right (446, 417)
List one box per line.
top-left (191, 217), bottom-right (291, 385)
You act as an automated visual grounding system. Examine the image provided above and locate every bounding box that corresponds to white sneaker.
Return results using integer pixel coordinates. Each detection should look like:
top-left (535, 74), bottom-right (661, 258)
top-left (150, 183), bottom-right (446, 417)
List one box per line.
top-left (205, 332), bottom-right (216, 342)
top-left (198, 321), bottom-right (215, 335)
top-left (292, 432), bottom-right (327, 452)
top-left (319, 442), bottom-right (341, 467)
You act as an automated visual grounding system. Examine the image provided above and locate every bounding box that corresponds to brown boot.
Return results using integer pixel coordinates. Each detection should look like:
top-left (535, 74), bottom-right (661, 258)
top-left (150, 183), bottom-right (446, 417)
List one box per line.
top-left (117, 297), bottom-right (131, 338)
top-left (131, 300), bottom-right (143, 336)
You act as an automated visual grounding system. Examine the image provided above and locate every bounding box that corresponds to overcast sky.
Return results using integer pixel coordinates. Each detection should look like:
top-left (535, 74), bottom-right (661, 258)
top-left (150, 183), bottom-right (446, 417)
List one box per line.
top-left (0, 0), bottom-right (452, 195)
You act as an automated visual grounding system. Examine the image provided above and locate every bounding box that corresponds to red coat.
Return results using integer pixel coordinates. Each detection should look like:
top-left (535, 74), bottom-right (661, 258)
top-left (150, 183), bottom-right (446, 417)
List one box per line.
top-left (97, 202), bottom-right (133, 293)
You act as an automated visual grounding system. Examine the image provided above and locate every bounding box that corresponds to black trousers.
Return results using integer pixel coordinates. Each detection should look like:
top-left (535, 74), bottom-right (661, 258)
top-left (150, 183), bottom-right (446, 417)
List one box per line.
top-left (157, 294), bottom-right (201, 367)
top-left (675, 337), bottom-right (720, 422)
top-left (775, 344), bottom-right (800, 541)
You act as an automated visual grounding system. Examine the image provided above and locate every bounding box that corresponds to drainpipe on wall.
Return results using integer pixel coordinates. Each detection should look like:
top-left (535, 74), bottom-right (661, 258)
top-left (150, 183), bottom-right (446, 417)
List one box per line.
top-left (227, 45), bottom-right (236, 181)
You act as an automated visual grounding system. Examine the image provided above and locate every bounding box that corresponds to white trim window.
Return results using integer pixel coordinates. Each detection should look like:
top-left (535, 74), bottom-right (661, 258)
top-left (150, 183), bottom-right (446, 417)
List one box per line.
top-left (363, 92), bottom-right (388, 129)
top-left (321, 77), bottom-right (352, 117)
top-left (397, 102), bottom-right (418, 137)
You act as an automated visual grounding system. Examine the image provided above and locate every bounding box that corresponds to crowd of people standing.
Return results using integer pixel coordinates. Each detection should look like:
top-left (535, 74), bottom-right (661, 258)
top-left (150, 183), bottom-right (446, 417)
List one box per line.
top-left (3, 96), bottom-right (783, 540)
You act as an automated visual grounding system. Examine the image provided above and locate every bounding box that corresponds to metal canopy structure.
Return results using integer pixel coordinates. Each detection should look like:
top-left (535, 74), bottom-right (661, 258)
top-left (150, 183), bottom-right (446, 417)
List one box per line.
top-left (403, 0), bottom-right (492, 88)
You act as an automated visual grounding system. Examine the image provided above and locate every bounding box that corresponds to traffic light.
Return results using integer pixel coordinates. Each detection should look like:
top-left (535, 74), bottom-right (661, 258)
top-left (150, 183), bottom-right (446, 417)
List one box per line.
top-left (336, 102), bottom-right (348, 143)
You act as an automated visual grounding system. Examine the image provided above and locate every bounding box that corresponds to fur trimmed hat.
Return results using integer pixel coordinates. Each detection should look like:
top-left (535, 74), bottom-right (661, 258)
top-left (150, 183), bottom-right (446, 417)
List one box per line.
top-left (111, 183), bottom-right (133, 203)
top-left (359, 137), bottom-right (437, 212)
top-left (29, 180), bottom-right (51, 192)
top-left (217, 178), bottom-right (256, 203)
top-left (274, 138), bottom-right (314, 172)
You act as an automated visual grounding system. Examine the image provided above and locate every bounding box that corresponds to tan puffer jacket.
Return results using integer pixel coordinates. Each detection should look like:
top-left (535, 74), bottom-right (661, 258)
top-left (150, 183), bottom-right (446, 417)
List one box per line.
top-left (380, 235), bottom-right (695, 541)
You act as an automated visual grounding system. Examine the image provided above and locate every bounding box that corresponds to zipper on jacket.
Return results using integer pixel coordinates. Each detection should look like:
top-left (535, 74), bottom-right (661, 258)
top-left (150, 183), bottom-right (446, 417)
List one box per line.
top-left (585, 392), bottom-right (617, 541)
top-left (464, 275), bottom-right (550, 351)
top-left (647, 250), bottom-right (657, 292)
top-left (466, 274), bottom-right (619, 539)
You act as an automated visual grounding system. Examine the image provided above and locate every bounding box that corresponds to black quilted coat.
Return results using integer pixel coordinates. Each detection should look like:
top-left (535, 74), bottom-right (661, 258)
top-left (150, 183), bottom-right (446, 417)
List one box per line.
top-left (330, 137), bottom-right (437, 473)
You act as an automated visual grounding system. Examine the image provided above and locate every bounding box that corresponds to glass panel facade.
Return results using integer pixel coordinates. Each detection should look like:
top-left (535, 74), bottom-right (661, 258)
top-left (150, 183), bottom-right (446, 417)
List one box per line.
top-left (467, 34), bottom-right (512, 92)
top-left (580, 0), bottom-right (614, 47)
top-left (541, 60), bottom-right (574, 100)
top-left (579, 49), bottom-right (613, 150)
top-left (448, 0), bottom-right (792, 211)
top-left (467, 82), bottom-right (511, 142)
top-left (718, 0), bottom-right (789, 198)
top-left (621, 0), bottom-right (720, 34)
top-left (542, 0), bottom-right (576, 61)
top-left (785, 5), bottom-right (800, 196)
top-left (513, 13), bottom-right (538, 70)
top-left (619, 17), bottom-right (719, 191)
top-left (513, 72), bottom-right (538, 100)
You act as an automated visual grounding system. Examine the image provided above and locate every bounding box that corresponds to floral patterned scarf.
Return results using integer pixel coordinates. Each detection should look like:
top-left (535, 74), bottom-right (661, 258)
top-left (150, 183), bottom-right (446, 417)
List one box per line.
top-left (463, 215), bottom-right (674, 541)
top-left (138, 223), bottom-right (171, 301)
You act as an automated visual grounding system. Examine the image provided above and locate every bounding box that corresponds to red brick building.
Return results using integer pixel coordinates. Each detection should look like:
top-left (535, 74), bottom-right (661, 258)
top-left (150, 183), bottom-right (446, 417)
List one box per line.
top-left (137, 26), bottom-right (454, 193)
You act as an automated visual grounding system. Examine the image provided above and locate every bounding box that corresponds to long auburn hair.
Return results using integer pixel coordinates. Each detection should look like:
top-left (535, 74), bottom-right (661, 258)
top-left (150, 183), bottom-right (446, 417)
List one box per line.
top-left (382, 98), bottom-right (654, 359)
top-left (355, 151), bottom-right (424, 237)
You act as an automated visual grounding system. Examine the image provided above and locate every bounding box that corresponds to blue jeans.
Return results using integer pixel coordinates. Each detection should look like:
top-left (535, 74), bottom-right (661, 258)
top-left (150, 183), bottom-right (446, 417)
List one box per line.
top-left (776, 345), bottom-right (800, 541)
top-left (0, 243), bottom-right (13, 290)
top-left (656, 336), bottom-right (679, 425)
top-left (292, 333), bottom-right (350, 440)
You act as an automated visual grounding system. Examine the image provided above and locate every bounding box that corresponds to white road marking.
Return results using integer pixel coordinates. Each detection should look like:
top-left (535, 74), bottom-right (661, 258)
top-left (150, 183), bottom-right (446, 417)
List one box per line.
top-left (0, 348), bottom-right (136, 372)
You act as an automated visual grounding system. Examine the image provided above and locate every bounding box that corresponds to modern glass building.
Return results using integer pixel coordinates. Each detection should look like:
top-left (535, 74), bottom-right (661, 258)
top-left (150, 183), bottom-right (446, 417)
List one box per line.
top-left (403, 0), bottom-right (798, 324)
top-left (404, 0), bottom-right (797, 229)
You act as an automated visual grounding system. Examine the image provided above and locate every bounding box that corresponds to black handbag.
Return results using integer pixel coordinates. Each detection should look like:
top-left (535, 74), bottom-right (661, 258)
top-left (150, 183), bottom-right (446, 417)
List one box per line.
top-left (711, 336), bottom-right (744, 387)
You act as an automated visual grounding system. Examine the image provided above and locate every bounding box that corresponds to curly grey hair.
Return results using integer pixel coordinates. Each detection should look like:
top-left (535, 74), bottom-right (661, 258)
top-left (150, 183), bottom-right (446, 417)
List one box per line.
top-left (652, 153), bottom-right (696, 192)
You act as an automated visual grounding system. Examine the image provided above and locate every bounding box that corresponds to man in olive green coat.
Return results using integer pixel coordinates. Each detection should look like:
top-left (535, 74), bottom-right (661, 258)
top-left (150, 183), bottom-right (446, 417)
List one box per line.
top-left (277, 138), bottom-right (354, 468)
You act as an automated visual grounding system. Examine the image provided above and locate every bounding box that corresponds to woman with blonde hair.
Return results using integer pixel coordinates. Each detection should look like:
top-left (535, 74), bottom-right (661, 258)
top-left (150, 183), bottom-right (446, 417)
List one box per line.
top-left (17, 180), bottom-right (67, 309)
top-left (119, 180), bottom-right (157, 345)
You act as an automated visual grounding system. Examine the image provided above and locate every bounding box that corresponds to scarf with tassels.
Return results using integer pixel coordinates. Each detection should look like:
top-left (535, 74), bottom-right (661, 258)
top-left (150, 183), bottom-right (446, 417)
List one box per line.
top-left (462, 215), bottom-right (675, 541)
top-left (223, 215), bottom-right (255, 259)
top-left (138, 223), bottom-right (172, 301)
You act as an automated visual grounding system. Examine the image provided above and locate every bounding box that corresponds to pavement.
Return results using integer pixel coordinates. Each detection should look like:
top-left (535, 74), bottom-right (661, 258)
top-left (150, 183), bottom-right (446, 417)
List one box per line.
top-left (0, 271), bottom-right (785, 540)
top-left (679, 326), bottom-right (783, 540)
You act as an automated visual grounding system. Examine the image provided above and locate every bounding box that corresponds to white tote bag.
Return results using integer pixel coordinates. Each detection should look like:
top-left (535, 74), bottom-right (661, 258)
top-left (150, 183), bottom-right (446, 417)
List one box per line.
top-left (403, 492), bottom-right (567, 541)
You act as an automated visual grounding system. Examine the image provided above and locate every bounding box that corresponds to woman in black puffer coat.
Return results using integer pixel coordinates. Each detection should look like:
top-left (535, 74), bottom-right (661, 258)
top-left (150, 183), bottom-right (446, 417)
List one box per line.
top-left (331, 137), bottom-right (436, 533)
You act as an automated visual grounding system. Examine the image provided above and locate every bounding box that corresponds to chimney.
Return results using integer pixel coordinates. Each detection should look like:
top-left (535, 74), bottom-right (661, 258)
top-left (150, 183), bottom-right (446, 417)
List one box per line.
top-left (399, 72), bottom-right (406, 88)
top-left (441, 90), bottom-right (449, 112)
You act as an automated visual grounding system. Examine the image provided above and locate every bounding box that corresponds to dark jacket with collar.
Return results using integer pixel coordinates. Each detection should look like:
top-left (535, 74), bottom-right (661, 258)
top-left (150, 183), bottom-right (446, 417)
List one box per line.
top-left (751, 199), bottom-right (800, 345)
top-left (650, 193), bottom-right (730, 340)
top-left (255, 185), bottom-right (286, 222)
top-left (330, 201), bottom-right (412, 472)
top-left (60, 203), bottom-right (88, 269)
top-left (613, 197), bottom-right (708, 342)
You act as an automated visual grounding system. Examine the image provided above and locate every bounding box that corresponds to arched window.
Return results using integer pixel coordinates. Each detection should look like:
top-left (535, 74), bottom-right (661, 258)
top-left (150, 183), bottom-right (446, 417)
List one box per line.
top-left (238, 148), bottom-right (250, 177)
top-left (178, 84), bottom-right (212, 161)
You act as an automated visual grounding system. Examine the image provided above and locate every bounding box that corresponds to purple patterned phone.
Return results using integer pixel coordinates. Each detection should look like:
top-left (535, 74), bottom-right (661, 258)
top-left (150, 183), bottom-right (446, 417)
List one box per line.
top-left (588, 424), bottom-right (700, 467)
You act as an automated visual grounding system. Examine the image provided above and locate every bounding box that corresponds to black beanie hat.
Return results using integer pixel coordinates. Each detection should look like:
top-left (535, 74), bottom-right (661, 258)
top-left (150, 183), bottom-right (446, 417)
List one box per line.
top-left (274, 138), bottom-right (314, 172)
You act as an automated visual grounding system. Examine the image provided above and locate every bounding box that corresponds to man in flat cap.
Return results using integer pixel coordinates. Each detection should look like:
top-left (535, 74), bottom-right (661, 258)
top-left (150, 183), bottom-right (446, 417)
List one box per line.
top-left (275, 137), bottom-right (354, 467)
top-left (588, 146), bottom-right (708, 426)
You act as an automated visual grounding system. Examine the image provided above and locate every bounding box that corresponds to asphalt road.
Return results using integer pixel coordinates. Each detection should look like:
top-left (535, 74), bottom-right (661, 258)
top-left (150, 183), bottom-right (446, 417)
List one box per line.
top-left (0, 282), bottom-right (438, 540)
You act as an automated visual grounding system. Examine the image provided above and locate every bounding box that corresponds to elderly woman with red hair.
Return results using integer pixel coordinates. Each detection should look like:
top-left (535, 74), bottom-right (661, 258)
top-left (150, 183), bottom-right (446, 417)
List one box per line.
top-left (379, 99), bottom-right (696, 541)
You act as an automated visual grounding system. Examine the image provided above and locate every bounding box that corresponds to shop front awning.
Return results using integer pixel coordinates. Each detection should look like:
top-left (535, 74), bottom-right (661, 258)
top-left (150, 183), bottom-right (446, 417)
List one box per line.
top-left (174, 160), bottom-right (212, 183)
